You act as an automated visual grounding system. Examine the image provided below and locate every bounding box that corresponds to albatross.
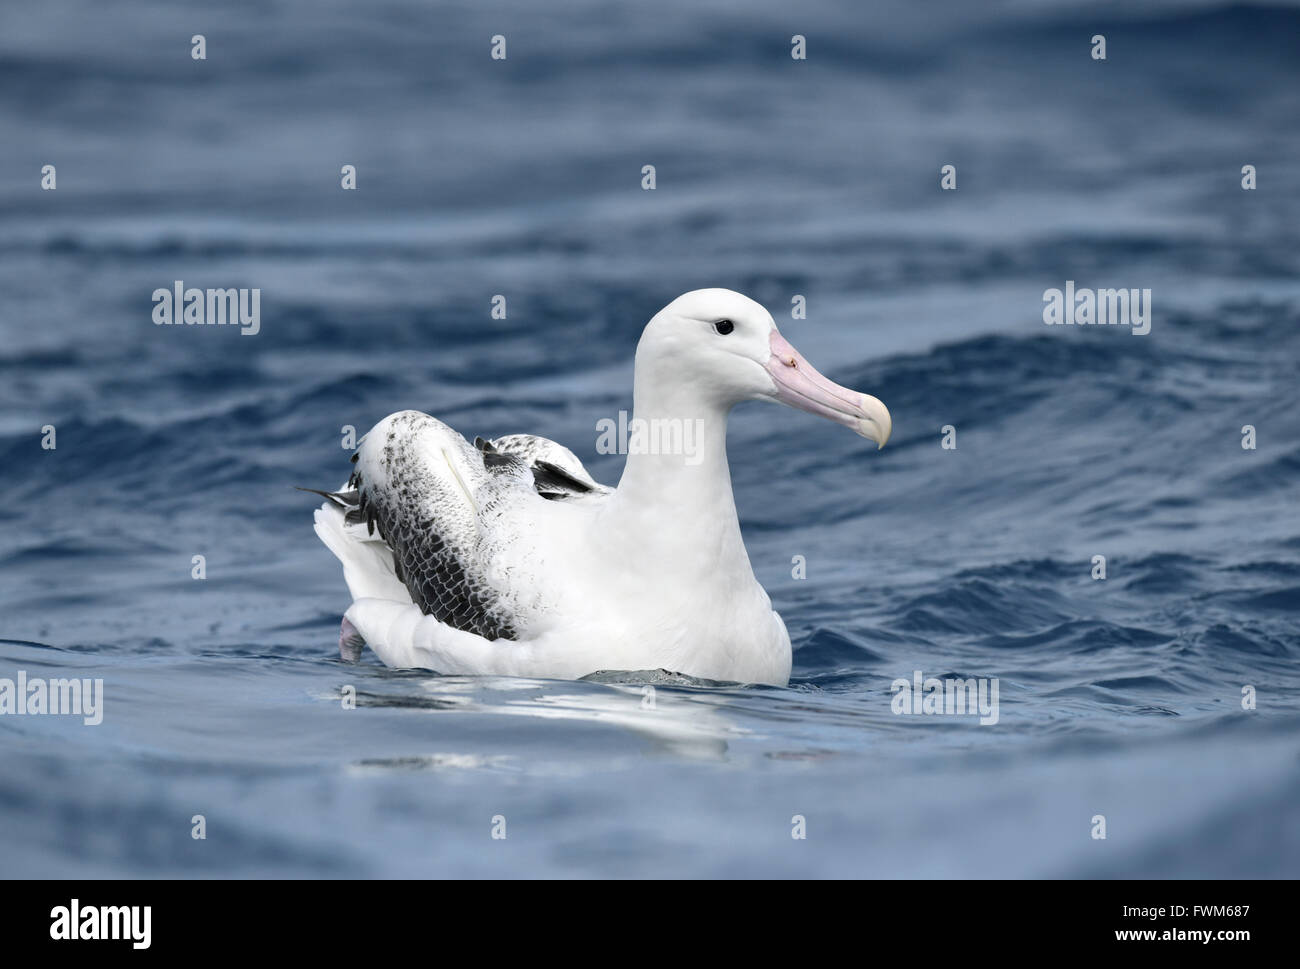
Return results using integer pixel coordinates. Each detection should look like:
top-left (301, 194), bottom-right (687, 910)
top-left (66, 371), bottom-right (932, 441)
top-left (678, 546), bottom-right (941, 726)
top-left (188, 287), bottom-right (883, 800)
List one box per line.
top-left (310, 289), bottom-right (890, 686)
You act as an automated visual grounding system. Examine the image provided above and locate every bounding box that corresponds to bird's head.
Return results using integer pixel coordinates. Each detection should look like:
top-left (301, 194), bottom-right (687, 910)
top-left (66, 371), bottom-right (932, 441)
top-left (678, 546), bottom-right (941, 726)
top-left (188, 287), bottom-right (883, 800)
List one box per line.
top-left (636, 288), bottom-right (892, 448)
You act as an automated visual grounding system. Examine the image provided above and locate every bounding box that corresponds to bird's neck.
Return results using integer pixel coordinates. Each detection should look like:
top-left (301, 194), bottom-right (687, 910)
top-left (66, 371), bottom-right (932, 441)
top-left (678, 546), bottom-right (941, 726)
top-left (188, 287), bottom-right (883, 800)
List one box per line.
top-left (604, 377), bottom-right (751, 577)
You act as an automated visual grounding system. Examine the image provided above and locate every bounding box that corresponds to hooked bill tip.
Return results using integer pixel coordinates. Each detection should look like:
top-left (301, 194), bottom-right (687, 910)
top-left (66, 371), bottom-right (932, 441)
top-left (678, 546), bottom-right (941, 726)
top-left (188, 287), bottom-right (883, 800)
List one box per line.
top-left (858, 394), bottom-right (892, 449)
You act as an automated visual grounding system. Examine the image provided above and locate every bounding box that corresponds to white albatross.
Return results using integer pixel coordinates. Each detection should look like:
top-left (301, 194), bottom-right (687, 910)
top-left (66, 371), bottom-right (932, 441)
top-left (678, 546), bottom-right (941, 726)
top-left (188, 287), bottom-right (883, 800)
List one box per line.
top-left (309, 288), bottom-right (890, 686)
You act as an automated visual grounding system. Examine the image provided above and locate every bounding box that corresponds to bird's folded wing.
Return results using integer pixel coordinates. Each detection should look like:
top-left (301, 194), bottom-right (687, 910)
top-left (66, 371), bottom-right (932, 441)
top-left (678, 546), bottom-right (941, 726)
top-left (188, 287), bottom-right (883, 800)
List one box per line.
top-left (308, 412), bottom-right (609, 643)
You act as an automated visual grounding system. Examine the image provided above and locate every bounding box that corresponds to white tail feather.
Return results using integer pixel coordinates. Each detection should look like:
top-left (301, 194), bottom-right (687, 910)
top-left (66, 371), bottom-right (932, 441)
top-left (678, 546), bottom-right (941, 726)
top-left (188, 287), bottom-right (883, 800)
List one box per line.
top-left (312, 504), bottom-right (411, 604)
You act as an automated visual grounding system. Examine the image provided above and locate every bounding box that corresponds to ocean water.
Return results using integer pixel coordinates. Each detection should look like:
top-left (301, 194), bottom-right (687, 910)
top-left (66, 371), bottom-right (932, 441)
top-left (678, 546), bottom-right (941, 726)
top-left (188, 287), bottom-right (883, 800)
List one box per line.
top-left (1, 0), bottom-right (1298, 877)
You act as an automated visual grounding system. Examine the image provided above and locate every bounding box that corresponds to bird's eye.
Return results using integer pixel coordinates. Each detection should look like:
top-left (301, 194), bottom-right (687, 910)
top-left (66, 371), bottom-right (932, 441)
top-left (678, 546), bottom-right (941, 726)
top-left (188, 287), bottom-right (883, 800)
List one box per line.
top-left (713, 319), bottom-right (734, 335)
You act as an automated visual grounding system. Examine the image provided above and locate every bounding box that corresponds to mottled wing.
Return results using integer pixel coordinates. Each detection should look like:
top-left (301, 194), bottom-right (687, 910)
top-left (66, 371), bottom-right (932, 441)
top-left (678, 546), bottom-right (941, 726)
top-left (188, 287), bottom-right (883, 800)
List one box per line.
top-left (324, 412), bottom-right (541, 641)
top-left (487, 433), bottom-right (611, 500)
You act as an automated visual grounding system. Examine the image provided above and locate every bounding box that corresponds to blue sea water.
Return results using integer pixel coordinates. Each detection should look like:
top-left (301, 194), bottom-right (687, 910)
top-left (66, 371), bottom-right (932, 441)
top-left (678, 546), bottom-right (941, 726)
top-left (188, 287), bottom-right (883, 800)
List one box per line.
top-left (1, 0), bottom-right (1298, 878)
